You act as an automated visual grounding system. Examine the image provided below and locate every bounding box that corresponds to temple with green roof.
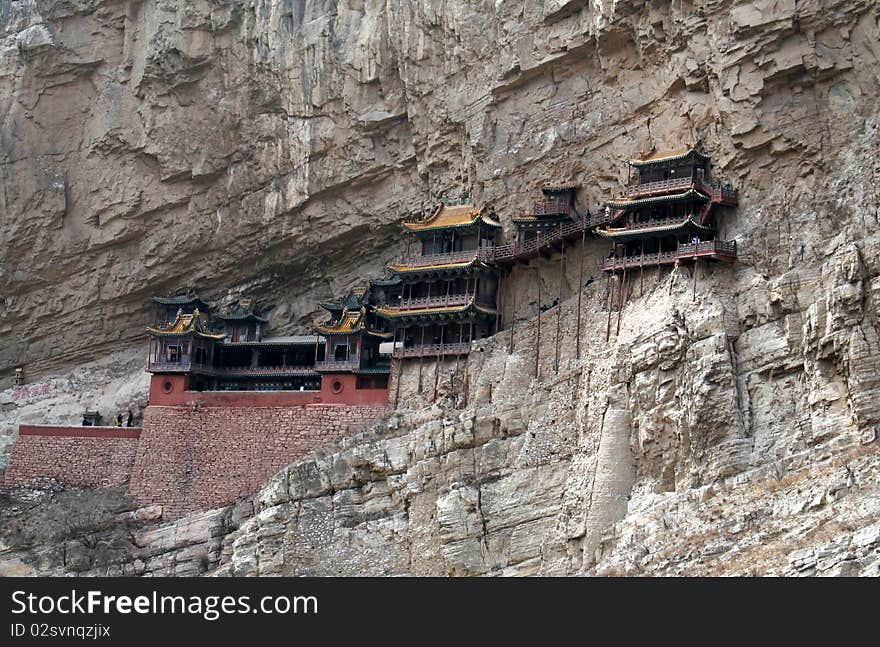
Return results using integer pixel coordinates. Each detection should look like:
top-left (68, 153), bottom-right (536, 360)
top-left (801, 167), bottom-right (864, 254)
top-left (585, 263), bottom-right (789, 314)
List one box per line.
top-left (147, 297), bottom-right (323, 393)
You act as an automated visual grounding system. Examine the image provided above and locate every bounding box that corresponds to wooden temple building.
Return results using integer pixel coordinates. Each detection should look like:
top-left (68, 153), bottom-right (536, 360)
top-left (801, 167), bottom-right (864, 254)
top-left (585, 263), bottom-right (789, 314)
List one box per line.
top-left (147, 298), bottom-right (323, 394)
top-left (143, 147), bottom-right (742, 407)
top-left (375, 203), bottom-right (502, 360)
top-left (512, 184), bottom-right (579, 243)
top-left (152, 290), bottom-right (210, 327)
top-left (313, 289), bottom-right (392, 399)
top-left (599, 148), bottom-right (738, 272)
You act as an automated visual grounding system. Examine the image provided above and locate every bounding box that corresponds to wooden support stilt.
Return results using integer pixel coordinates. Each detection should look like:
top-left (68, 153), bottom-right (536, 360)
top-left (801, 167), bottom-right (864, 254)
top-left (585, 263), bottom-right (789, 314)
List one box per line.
top-left (393, 327), bottom-right (403, 406)
top-left (509, 264), bottom-right (517, 353)
top-left (555, 232), bottom-right (565, 373)
top-left (693, 258), bottom-right (699, 302)
top-left (605, 274), bottom-right (614, 343)
top-left (616, 268), bottom-right (627, 337)
top-left (462, 322), bottom-right (473, 408)
top-left (536, 261), bottom-right (542, 379)
top-left (417, 326), bottom-right (425, 393)
top-left (639, 239), bottom-right (645, 297)
top-left (576, 227), bottom-right (585, 360)
top-left (455, 322), bottom-right (463, 406)
top-left (497, 268), bottom-right (505, 331)
top-left (433, 325), bottom-right (445, 402)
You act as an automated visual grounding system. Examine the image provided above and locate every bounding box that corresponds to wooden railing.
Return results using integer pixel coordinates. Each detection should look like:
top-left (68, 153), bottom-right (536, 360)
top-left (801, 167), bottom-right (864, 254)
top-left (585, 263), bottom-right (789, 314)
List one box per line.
top-left (701, 183), bottom-right (739, 203)
top-left (532, 199), bottom-right (570, 217)
top-left (628, 176), bottom-right (693, 195)
top-left (603, 251), bottom-right (678, 271)
top-left (148, 358), bottom-right (211, 372)
top-left (315, 359), bottom-right (361, 372)
top-left (489, 215), bottom-right (600, 262)
top-left (394, 294), bottom-right (496, 311)
top-left (627, 177), bottom-right (739, 204)
top-left (399, 249), bottom-right (488, 267)
top-left (149, 359), bottom-right (320, 375)
top-left (394, 342), bottom-right (471, 358)
top-left (603, 240), bottom-right (737, 271)
top-left (612, 216), bottom-right (696, 232)
top-left (678, 239), bottom-right (737, 256)
top-left (211, 366), bottom-right (318, 376)
top-left (396, 293), bottom-right (471, 310)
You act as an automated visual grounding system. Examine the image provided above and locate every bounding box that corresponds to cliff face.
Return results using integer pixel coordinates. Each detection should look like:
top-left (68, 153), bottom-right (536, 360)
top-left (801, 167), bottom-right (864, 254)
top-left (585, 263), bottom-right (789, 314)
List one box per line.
top-left (2, 0), bottom-right (880, 576)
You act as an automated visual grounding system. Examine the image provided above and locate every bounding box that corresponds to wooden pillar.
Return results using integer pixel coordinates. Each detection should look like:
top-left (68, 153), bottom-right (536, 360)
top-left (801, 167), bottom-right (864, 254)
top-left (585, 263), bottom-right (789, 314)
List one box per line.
top-left (640, 239), bottom-right (645, 297)
top-left (555, 230), bottom-right (565, 373)
top-left (693, 258), bottom-right (699, 302)
top-left (417, 325), bottom-right (425, 393)
top-left (462, 322), bottom-right (473, 408)
top-left (576, 227), bottom-right (585, 360)
top-left (606, 274), bottom-right (614, 342)
top-left (509, 264), bottom-right (517, 353)
top-left (433, 324), bottom-right (445, 402)
top-left (616, 267), bottom-right (627, 337)
top-left (536, 262), bottom-right (542, 379)
top-left (393, 327), bottom-right (402, 406)
top-left (497, 268), bottom-right (504, 331)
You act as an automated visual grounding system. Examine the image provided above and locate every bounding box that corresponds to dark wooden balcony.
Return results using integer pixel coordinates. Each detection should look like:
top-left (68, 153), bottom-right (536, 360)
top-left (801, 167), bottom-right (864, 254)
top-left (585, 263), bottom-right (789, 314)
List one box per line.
top-left (602, 240), bottom-right (737, 271)
top-left (532, 199), bottom-right (571, 217)
top-left (148, 358), bottom-right (209, 373)
top-left (210, 366), bottom-right (318, 377)
top-left (393, 342), bottom-right (471, 358)
top-left (315, 359), bottom-right (361, 372)
top-left (488, 215), bottom-right (601, 263)
top-left (399, 249), bottom-right (491, 268)
top-left (393, 293), bottom-right (496, 311)
top-left (626, 176), bottom-right (739, 205)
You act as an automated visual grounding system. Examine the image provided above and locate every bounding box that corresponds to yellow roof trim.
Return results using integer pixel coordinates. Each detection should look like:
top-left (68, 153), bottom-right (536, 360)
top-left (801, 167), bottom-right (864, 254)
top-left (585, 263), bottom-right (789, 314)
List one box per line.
top-left (402, 204), bottom-right (486, 231)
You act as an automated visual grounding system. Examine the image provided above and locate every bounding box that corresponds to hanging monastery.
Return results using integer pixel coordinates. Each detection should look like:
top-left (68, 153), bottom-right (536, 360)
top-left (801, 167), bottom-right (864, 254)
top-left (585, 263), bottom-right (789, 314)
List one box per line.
top-left (3, 148), bottom-right (739, 516)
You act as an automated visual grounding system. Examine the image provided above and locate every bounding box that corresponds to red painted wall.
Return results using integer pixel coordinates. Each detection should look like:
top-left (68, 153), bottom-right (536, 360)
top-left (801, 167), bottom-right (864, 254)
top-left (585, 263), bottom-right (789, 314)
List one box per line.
top-left (319, 373), bottom-right (389, 405)
top-left (148, 374), bottom-right (189, 405)
top-left (3, 426), bottom-right (141, 488)
top-left (148, 374), bottom-right (388, 407)
top-left (129, 404), bottom-right (387, 517)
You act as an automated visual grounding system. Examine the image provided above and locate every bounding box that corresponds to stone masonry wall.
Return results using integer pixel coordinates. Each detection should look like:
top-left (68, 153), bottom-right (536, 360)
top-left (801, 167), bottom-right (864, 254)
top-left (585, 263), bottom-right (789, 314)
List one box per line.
top-left (3, 426), bottom-right (141, 489)
top-left (130, 405), bottom-right (388, 518)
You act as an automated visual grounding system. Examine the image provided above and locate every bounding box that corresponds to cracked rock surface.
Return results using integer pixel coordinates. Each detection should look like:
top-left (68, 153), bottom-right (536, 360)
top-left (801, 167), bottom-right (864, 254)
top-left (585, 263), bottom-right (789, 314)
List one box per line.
top-left (1, 0), bottom-right (879, 576)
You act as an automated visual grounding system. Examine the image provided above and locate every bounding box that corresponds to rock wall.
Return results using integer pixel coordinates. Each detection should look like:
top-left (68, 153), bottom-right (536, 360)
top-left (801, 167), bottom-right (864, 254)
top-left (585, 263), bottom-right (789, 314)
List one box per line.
top-left (4, 0), bottom-right (876, 382)
top-left (130, 404), bottom-right (387, 517)
top-left (2, 0), bottom-right (880, 577)
top-left (2, 425), bottom-right (141, 489)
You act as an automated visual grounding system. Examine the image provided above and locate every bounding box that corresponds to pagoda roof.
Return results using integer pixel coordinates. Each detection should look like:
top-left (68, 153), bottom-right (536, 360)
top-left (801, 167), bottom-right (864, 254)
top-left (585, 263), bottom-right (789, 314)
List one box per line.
top-left (627, 148), bottom-right (709, 168)
top-left (374, 300), bottom-right (497, 321)
top-left (319, 288), bottom-right (365, 314)
top-left (215, 300), bottom-right (267, 323)
top-left (541, 183), bottom-right (578, 195)
top-left (606, 188), bottom-right (709, 210)
top-left (369, 277), bottom-right (402, 287)
top-left (386, 257), bottom-right (494, 276)
top-left (401, 204), bottom-right (501, 232)
top-left (152, 293), bottom-right (209, 307)
top-left (596, 218), bottom-right (715, 241)
top-left (146, 309), bottom-right (225, 340)
top-left (215, 311), bottom-right (267, 324)
top-left (316, 308), bottom-right (364, 335)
